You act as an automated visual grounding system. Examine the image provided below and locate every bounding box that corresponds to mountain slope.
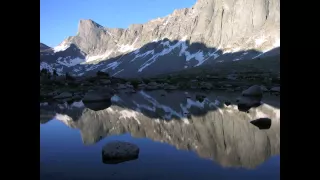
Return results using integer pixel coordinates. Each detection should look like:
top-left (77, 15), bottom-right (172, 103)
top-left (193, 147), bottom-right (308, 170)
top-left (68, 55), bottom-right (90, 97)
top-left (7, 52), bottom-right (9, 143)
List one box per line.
top-left (40, 43), bottom-right (51, 51)
top-left (40, 0), bottom-right (280, 77)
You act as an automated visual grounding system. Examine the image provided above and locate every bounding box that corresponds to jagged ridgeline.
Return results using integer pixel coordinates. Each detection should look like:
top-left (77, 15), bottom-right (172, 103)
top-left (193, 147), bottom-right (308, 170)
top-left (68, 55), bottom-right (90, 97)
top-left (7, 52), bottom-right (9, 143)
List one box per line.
top-left (40, 0), bottom-right (280, 78)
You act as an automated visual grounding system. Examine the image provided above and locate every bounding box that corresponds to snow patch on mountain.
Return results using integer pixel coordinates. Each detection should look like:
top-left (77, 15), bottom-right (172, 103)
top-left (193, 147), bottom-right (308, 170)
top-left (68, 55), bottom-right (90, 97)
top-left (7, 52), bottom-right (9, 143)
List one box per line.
top-left (57, 57), bottom-right (85, 67)
top-left (100, 61), bottom-right (122, 72)
top-left (85, 50), bottom-right (114, 63)
top-left (40, 62), bottom-right (54, 73)
top-left (179, 40), bottom-right (222, 66)
top-left (138, 36), bottom-right (188, 72)
top-left (112, 69), bottom-right (124, 76)
top-left (117, 38), bottom-right (139, 53)
top-left (85, 63), bottom-right (105, 72)
top-left (255, 37), bottom-right (267, 47)
top-left (53, 41), bottom-right (70, 53)
top-left (130, 50), bottom-right (155, 62)
top-left (252, 38), bottom-right (280, 59)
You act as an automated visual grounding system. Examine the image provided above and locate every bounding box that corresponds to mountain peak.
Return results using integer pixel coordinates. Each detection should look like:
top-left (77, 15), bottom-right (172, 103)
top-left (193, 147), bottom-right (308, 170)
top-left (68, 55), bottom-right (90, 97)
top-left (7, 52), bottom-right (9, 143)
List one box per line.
top-left (78, 19), bottom-right (103, 30)
top-left (77, 19), bottom-right (104, 36)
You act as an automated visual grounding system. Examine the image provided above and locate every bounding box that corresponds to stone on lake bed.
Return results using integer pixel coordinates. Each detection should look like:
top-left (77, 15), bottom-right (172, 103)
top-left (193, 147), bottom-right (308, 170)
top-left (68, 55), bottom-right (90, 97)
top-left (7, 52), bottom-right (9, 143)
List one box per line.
top-left (102, 141), bottom-right (140, 164)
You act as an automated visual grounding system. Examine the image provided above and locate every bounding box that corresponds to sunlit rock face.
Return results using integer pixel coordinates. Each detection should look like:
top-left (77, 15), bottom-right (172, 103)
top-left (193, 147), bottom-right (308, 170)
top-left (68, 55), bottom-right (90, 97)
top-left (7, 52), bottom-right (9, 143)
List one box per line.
top-left (40, 0), bottom-right (280, 77)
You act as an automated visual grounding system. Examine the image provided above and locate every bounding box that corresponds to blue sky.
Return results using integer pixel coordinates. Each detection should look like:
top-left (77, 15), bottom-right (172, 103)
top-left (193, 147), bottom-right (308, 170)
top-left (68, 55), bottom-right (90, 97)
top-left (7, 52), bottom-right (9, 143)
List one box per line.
top-left (40, 0), bottom-right (196, 47)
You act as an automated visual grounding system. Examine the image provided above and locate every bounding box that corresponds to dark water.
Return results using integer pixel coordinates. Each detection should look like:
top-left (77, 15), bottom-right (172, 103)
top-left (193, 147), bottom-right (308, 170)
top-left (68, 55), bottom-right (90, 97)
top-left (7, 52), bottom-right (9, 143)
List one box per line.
top-left (40, 90), bottom-right (280, 180)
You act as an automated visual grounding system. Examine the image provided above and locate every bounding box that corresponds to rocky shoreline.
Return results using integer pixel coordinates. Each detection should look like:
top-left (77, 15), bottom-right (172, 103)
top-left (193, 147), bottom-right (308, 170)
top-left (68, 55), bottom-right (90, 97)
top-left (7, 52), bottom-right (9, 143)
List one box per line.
top-left (40, 70), bottom-right (280, 105)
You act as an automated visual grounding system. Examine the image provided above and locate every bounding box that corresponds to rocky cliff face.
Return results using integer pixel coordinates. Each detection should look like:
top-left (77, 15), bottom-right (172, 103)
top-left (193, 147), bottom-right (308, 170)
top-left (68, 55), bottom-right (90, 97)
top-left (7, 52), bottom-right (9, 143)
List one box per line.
top-left (40, 0), bottom-right (280, 77)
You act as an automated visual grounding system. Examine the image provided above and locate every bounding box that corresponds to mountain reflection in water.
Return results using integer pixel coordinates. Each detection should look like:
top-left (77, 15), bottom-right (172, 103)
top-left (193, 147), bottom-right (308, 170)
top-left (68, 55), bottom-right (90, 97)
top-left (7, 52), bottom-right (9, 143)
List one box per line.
top-left (40, 90), bottom-right (280, 169)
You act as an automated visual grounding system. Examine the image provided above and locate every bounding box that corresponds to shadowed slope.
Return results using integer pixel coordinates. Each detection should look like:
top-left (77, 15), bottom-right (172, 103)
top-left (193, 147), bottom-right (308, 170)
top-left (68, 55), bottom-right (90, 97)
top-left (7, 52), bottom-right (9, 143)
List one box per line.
top-left (40, 39), bottom-right (280, 78)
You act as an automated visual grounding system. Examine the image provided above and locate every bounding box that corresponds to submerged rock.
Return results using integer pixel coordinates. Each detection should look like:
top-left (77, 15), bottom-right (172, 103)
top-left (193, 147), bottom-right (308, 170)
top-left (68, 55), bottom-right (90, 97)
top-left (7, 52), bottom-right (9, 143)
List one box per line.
top-left (102, 141), bottom-right (140, 164)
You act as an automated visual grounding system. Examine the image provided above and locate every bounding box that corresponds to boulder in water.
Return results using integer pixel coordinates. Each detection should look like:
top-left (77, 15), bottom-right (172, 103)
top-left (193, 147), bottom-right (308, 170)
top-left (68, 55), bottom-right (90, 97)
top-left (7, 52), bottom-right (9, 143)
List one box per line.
top-left (102, 141), bottom-right (140, 164)
top-left (237, 96), bottom-right (262, 112)
top-left (242, 85), bottom-right (263, 97)
top-left (82, 87), bottom-right (115, 103)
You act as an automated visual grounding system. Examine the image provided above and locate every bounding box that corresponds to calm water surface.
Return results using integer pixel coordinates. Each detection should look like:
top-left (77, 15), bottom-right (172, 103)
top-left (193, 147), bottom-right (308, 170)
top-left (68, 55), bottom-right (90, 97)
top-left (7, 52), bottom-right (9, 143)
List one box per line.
top-left (40, 90), bottom-right (280, 180)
